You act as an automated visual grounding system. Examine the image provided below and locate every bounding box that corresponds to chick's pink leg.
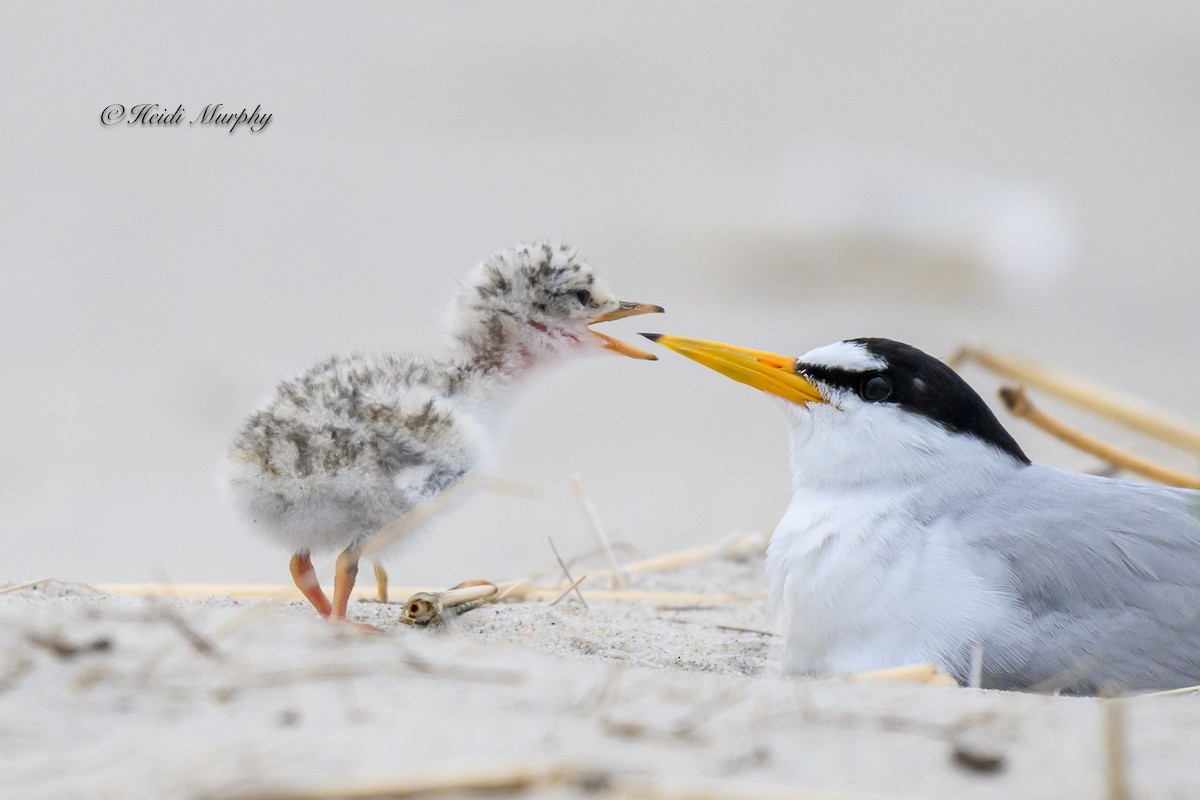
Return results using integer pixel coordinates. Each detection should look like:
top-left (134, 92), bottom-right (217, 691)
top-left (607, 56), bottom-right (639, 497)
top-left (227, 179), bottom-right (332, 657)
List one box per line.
top-left (289, 550), bottom-right (332, 617)
top-left (332, 545), bottom-right (381, 631)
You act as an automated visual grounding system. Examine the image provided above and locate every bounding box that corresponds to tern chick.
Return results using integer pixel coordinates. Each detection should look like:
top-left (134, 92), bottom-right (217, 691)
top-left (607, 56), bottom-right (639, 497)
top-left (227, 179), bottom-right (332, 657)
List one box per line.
top-left (645, 334), bottom-right (1200, 693)
top-left (225, 243), bottom-right (662, 626)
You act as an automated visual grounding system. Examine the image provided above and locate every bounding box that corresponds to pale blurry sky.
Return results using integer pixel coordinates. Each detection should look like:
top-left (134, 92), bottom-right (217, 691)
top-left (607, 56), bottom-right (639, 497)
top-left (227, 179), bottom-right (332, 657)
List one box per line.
top-left (2, 2), bottom-right (1198, 585)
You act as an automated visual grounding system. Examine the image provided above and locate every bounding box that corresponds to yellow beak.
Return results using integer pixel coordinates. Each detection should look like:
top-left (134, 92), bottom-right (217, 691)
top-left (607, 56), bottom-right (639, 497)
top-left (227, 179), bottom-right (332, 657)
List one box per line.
top-left (589, 302), bottom-right (665, 360)
top-left (641, 334), bottom-right (826, 406)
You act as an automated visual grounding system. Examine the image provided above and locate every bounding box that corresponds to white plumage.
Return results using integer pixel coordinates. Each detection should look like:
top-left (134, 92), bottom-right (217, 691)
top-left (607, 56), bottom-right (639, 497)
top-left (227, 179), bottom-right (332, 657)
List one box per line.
top-left (768, 396), bottom-right (1029, 680)
top-left (646, 334), bottom-right (1200, 693)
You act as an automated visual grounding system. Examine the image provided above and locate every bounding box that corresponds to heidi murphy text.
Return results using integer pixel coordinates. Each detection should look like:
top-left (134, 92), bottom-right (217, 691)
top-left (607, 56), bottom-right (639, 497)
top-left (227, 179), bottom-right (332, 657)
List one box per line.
top-left (100, 104), bottom-right (272, 133)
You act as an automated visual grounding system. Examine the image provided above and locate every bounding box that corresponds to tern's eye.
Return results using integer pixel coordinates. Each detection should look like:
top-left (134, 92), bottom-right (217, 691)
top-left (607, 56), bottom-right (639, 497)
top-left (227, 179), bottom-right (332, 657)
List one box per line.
top-left (860, 375), bottom-right (893, 402)
top-left (572, 289), bottom-right (592, 307)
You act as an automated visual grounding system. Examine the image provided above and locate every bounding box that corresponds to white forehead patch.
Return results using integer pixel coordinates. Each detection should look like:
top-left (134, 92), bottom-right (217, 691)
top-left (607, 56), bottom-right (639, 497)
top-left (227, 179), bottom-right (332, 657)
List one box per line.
top-left (799, 340), bottom-right (886, 372)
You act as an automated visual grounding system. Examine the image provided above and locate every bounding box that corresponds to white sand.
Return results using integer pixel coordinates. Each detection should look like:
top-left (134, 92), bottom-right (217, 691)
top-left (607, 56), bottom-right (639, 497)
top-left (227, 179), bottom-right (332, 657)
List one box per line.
top-left (2, 551), bottom-right (1199, 799)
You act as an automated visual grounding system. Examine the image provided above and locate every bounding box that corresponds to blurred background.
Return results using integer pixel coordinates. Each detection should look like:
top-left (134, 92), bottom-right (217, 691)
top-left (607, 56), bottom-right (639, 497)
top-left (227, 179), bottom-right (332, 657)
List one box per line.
top-left (2, 2), bottom-right (1198, 586)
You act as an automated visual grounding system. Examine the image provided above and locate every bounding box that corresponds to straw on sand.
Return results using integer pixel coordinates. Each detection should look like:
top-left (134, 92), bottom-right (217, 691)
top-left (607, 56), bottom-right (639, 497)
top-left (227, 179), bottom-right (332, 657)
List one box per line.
top-left (948, 346), bottom-right (1200, 454)
top-left (999, 386), bottom-right (1200, 489)
top-left (229, 758), bottom-right (917, 800)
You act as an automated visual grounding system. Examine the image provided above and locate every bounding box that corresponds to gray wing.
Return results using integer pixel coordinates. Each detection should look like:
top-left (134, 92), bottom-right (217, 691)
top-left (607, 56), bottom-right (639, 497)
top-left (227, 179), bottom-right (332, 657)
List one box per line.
top-left (961, 465), bottom-right (1200, 692)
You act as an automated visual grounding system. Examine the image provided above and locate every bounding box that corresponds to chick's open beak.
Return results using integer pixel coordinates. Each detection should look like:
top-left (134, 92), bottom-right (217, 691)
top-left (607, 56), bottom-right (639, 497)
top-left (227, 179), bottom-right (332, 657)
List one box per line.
top-left (589, 302), bottom-right (665, 360)
top-left (640, 334), bottom-right (826, 406)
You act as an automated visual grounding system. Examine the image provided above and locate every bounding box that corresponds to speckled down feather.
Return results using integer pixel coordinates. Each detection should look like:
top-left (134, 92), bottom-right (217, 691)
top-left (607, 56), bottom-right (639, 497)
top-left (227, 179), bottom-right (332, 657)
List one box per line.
top-left (226, 352), bottom-right (483, 554)
top-left (223, 242), bottom-right (650, 560)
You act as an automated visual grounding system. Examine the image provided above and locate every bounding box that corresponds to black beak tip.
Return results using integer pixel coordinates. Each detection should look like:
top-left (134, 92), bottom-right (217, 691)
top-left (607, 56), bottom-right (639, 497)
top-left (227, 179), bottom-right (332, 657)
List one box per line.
top-left (639, 332), bottom-right (662, 342)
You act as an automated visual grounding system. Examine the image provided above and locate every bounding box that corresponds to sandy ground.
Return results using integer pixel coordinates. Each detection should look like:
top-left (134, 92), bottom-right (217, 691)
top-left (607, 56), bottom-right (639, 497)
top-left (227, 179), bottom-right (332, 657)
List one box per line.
top-left (3, 545), bottom-right (1200, 800)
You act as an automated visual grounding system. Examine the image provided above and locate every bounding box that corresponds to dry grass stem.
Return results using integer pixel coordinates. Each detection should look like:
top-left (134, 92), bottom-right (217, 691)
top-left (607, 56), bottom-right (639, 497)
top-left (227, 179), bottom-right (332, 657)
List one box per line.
top-left (1027, 654), bottom-right (1100, 695)
top-left (715, 625), bottom-right (778, 637)
top-left (227, 761), bottom-right (905, 800)
top-left (530, 588), bottom-right (764, 604)
top-left (0, 578), bottom-right (55, 596)
top-left (547, 536), bottom-right (589, 610)
top-left (615, 532), bottom-right (767, 577)
top-left (968, 645), bottom-right (984, 689)
top-left (437, 581), bottom-right (499, 606)
top-left (359, 475), bottom-right (538, 561)
top-left (473, 476), bottom-right (543, 499)
top-left (97, 534), bottom-right (771, 606)
top-left (0, 577), bottom-right (98, 596)
top-left (1000, 386), bottom-right (1200, 488)
top-left (841, 663), bottom-right (957, 687)
top-left (1104, 698), bottom-right (1130, 800)
top-left (359, 480), bottom-right (473, 561)
top-left (951, 346), bottom-right (1200, 455)
top-left (571, 473), bottom-right (628, 588)
top-left (550, 574), bottom-right (589, 606)
top-left (493, 579), bottom-right (531, 602)
top-left (372, 562), bottom-right (389, 603)
top-left (96, 583), bottom-right (765, 605)
top-left (97, 582), bottom-right (438, 601)
top-left (228, 760), bottom-right (577, 800)
top-left (609, 782), bottom-right (914, 800)
top-left (1145, 684), bottom-right (1200, 697)
top-left (146, 598), bottom-right (224, 659)
top-left (563, 542), bottom-right (640, 573)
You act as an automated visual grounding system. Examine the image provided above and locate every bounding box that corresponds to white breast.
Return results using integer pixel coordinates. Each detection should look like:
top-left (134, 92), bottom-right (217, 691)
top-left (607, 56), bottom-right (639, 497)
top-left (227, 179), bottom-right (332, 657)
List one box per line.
top-left (767, 486), bottom-right (1025, 677)
top-left (761, 395), bottom-right (1034, 678)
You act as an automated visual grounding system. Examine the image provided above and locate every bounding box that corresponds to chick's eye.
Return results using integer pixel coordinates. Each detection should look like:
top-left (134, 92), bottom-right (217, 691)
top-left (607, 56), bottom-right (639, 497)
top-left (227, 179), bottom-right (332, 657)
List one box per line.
top-left (861, 375), bottom-right (893, 402)
top-left (572, 289), bottom-right (592, 307)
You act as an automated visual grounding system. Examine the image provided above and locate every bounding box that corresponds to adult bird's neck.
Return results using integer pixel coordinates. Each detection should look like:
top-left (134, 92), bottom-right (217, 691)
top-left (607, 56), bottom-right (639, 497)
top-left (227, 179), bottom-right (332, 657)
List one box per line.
top-left (784, 409), bottom-right (1026, 502)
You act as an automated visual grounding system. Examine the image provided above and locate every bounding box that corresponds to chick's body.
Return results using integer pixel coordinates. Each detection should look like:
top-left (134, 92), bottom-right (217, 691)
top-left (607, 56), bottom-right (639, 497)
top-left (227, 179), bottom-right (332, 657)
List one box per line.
top-left (224, 243), bottom-right (661, 624)
top-left (227, 353), bottom-right (492, 556)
